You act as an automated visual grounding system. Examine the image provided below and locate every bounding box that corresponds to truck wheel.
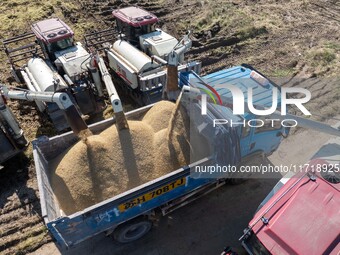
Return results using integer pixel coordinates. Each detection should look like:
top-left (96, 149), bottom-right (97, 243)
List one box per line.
top-left (114, 218), bottom-right (152, 243)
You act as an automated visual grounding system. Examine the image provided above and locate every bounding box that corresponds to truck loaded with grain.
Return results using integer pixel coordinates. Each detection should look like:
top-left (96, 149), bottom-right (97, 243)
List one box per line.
top-left (33, 65), bottom-right (340, 250)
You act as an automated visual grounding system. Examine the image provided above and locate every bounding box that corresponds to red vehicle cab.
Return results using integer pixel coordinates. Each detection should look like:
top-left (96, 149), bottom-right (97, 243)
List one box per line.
top-left (112, 6), bottom-right (159, 45)
top-left (112, 6), bottom-right (158, 27)
top-left (241, 159), bottom-right (340, 255)
top-left (31, 18), bottom-right (74, 59)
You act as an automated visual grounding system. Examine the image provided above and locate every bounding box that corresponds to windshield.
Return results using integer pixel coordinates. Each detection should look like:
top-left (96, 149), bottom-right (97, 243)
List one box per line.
top-left (48, 37), bottom-right (74, 52)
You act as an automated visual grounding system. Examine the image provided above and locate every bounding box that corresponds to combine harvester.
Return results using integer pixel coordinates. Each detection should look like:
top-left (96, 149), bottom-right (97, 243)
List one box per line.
top-left (30, 64), bottom-right (340, 250)
top-left (0, 51), bottom-right (126, 162)
top-left (3, 18), bottom-right (106, 131)
top-left (225, 136), bottom-right (340, 255)
top-left (1, 16), bottom-right (128, 164)
top-left (85, 6), bottom-right (201, 105)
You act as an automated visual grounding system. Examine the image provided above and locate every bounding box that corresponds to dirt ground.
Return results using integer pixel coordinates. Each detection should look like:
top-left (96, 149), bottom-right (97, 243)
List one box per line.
top-left (0, 0), bottom-right (339, 254)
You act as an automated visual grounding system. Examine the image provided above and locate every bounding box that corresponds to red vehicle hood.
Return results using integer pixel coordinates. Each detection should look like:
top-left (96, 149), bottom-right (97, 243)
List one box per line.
top-left (250, 161), bottom-right (340, 255)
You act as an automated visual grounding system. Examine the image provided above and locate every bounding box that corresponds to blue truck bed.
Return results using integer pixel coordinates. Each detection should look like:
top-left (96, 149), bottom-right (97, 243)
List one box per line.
top-left (33, 103), bottom-right (238, 249)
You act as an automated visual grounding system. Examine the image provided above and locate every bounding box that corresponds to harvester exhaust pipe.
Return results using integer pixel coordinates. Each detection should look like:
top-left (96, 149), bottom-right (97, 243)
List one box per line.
top-left (97, 55), bottom-right (129, 130)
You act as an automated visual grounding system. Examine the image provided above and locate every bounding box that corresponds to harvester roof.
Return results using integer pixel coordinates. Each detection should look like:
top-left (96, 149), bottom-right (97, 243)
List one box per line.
top-left (31, 18), bottom-right (74, 44)
top-left (112, 6), bottom-right (159, 27)
top-left (250, 158), bottom-right (340, 255)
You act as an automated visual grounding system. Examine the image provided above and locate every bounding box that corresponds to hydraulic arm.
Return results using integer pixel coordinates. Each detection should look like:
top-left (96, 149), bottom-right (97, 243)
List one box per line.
top-left (1, 85), bottom-right (88, 135)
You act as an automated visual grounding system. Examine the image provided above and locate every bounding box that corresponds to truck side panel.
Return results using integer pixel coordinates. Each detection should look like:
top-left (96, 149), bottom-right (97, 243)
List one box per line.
top-left (33, 103), bottom-right (239, 249)
top-left (43, 159), bottom-right (214, 249)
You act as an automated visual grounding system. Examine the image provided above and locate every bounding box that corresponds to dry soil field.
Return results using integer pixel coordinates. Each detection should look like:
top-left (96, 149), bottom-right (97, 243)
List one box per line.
top-left (0, 0), bottom-right (339, 254)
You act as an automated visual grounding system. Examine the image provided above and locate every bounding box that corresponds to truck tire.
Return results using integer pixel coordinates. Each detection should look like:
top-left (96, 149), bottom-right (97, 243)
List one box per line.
top-left (114, 218), bottom-right (152, 243)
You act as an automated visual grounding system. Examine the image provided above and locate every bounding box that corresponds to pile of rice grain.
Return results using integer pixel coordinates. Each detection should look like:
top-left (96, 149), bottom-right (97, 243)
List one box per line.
top-left (50, 100), bottom-right (190, 215)
top-left (142, 100), bottom-right (176, 132)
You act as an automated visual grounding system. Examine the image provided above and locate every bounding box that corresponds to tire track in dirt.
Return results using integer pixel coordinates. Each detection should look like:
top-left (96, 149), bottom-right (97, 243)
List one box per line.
top-left (0, 223), bottom-right (49, 255)
top-left (0, 164), bottom-right (50, 255)
top-left (0, 214), bottom-right (41, 239)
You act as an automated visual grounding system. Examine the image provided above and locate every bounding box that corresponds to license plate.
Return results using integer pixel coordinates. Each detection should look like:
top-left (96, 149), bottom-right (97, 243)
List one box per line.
top-left (118, 177), bottom-right (186, 212)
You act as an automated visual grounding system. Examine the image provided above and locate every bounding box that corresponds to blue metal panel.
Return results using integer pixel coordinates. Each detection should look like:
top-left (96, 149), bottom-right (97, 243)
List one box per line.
top-left (187, 65), bottom-right (285, 156)
top-left (48, 167), bottom-right (214, 249)
top-left (199, 66), bottom-right (281, 120)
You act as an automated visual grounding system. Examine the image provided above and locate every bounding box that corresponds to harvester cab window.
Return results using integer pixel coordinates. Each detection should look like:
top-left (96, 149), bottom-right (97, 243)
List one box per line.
top-left (116, 17), bottom-right (156, 44)
top-left (48, 38), bottom-right (74, 53)
top-left (115, 19), bottom-right (125, 34)
top-left (56, 38), bottom-right (73, 50)
top-left (134, 25), bottom-right (153, 37)
top-left (135, 27), bottom-right (142, 38)
top-left (141, 24), bottom-right (156, 34)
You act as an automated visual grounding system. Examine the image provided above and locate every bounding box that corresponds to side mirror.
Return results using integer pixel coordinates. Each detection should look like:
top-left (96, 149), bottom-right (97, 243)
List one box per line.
top-left (282, 127), bottom-right (290, 138)
top-left (277, 127), bottom-right (290, 138)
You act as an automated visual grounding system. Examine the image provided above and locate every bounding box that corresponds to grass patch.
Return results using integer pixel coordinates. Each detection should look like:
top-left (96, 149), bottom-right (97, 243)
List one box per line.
top-left (191, 1), bottom-right (253, 34)
top-left (16, 226), bottom-right (48, 254)
top-left (0, 1), bottom-right (56, 37)
top-left (313, 50), bottom-right (336, 64)
top-left (325, 42), bottom-right (340, 51)
top-left (309, 49), bottom-right (336, 66)
top-left (270, 68), bottom-right (295, 78)
top-left (305, 46), bottom-right (339, 75)
top-left (238, 26), bottom-right (268, 41)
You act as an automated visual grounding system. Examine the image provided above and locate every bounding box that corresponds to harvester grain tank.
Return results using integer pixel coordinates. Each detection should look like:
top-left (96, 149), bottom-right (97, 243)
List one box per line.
top-left (3, 18), bottom-right (106, 131)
